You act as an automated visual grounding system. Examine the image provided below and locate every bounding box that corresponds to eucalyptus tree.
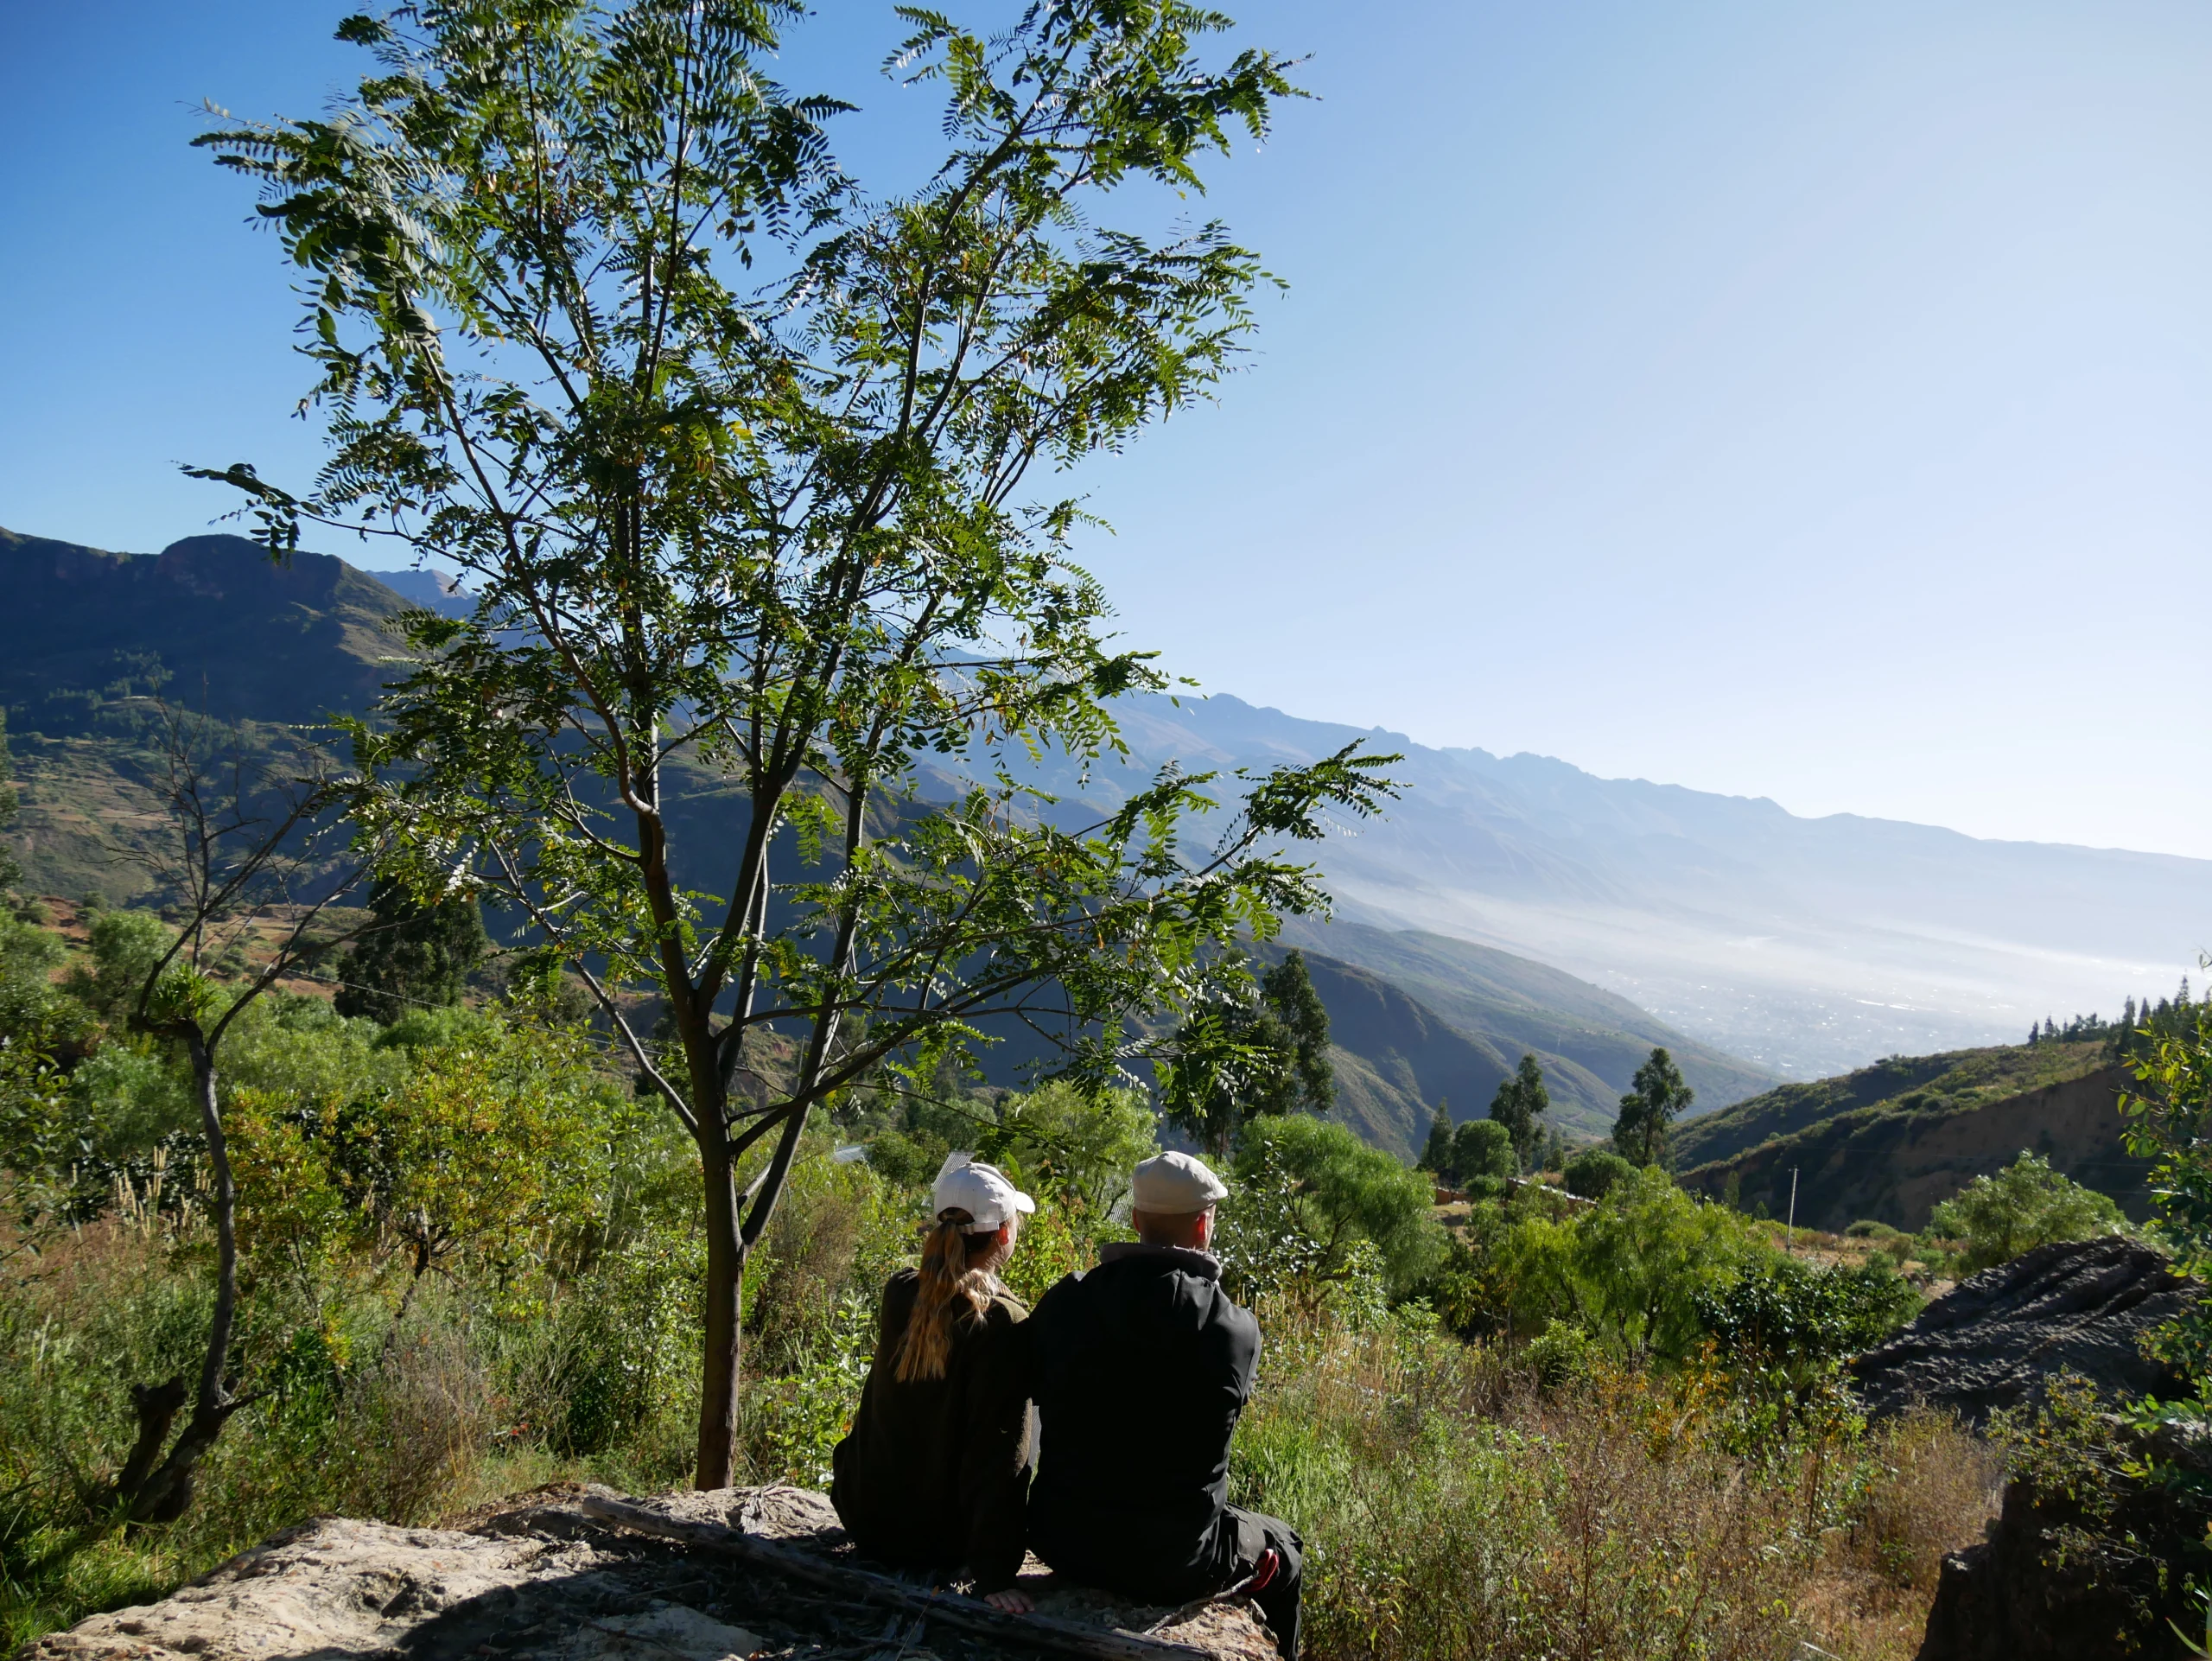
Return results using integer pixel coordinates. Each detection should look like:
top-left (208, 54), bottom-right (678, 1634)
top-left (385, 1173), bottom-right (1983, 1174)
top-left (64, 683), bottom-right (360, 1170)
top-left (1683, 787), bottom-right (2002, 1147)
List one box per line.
top-left (197, 0), bottom-right (1393, 1486)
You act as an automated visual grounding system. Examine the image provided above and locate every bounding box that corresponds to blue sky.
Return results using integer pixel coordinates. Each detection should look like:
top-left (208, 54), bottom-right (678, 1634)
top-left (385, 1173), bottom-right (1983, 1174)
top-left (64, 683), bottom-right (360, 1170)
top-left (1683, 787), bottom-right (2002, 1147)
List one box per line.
top-left (4, 1), bottom-right (2209, 856)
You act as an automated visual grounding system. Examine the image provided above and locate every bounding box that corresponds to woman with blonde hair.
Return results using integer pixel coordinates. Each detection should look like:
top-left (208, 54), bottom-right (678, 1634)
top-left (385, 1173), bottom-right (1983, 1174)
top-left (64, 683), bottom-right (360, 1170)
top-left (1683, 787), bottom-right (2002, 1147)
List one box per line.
top-left (830, 1154), bottom-right (1039, 1611)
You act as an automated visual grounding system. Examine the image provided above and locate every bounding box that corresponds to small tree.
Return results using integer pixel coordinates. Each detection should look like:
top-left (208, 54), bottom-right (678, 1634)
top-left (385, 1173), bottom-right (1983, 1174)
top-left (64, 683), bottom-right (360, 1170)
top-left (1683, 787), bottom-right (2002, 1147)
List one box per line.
top-left (1165, 946), bottom-right (1336, 1154)
top-left (1564, 1147), bottom-right (1634, 1200)
top-left (200, 0), bottom-right (1391, 1486)
top-left (1229, 1113), bottom-right (1443, 1298)
top-left (1451, 1117), bottom-right (1518, 1186)
top-left (0, 707), bottom-right (21, 894)
top-left (334, 875), bottom-right (487, 1024)
top-left (1489, 1051), bottom-right (1548, 1173)
top-left (1419, 1101), bottom-right (1453, 1177)
top-left (1927, 1150), bottom-right (2125, 1273)
top-left (105, 708), bottom-right (369, 1524)
top-left (1612, 1047), bottom-right (1694, 1168)
top-left (2121, 998), bottom-right (2212, 1384)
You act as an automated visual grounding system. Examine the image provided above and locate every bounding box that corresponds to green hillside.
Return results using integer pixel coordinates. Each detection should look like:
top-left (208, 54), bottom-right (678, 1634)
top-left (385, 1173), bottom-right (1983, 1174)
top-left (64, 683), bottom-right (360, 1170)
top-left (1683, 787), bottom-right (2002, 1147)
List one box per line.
top-left (1669, 1037), bottom-right (2112, 1172)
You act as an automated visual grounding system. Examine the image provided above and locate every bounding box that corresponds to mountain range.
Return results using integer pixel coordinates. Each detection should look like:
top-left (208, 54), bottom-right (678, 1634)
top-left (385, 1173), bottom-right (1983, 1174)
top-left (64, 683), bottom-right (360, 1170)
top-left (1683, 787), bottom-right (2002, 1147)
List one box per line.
top-left (976, 692), bottom-right (2212, 1078)
top-left (0, 524), bottom-right (1777, 1155)
top-left (8, 518), bottom-right (2206, 1115)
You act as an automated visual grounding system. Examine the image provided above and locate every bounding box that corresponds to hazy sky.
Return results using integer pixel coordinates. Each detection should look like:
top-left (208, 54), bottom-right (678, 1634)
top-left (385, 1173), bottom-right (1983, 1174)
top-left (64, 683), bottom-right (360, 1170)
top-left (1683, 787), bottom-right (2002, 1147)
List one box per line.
top-left (5, 2), bottom-right (2209, 856)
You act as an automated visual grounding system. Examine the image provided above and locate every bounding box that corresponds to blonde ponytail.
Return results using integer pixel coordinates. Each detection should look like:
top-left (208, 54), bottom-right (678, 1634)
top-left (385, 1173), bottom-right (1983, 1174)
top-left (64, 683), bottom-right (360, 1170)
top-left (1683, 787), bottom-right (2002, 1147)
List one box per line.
top-left (895, 1206), bottom-right (1001, 1384)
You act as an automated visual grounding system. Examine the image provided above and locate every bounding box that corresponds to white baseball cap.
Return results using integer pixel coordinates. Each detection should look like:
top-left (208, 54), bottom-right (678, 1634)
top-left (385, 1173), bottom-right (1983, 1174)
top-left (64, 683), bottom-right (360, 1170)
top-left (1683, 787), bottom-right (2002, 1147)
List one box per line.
top-left (932, 1152), bottom-right (1037, 1232)
top-left (1130, 1150), bottom-right (1229, 1213)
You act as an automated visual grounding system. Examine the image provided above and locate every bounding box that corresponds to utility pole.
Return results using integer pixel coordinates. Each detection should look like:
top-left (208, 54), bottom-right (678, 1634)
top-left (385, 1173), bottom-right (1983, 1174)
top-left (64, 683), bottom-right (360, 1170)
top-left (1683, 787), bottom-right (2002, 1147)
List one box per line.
top-left (1787, 1167), bottom-right (1800, 1256)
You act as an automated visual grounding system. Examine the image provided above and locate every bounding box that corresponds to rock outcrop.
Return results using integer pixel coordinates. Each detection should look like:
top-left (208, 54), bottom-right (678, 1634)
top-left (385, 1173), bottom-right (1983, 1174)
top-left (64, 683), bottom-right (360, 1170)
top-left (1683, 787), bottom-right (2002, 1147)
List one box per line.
top-left (1915, 1420), bottom-right (2212, 1661)
top-left (1850, 1235), bottom-right (2195, 1427)
top-left (25, 1485), bottom-right (1275, 1661)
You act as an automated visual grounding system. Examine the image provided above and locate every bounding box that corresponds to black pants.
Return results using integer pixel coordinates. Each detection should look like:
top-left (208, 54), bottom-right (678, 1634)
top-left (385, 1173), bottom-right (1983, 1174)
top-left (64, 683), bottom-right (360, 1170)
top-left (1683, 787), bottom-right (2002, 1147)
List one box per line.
top-left (1217, 1506), bottom-right (1304, 1661)
top-left (1032, 1505), bottom-right (1305, 1661)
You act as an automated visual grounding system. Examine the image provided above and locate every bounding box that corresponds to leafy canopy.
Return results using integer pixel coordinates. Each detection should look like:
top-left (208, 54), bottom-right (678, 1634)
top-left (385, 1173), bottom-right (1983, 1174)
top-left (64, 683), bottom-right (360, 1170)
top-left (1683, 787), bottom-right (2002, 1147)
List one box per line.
top-left (1925, 1150), bottom-right (2124, 1275)
top-left (1612, 1047), bottom-right (1694, 1169)
top-left (194, 0), bottom-right (1392, 1482)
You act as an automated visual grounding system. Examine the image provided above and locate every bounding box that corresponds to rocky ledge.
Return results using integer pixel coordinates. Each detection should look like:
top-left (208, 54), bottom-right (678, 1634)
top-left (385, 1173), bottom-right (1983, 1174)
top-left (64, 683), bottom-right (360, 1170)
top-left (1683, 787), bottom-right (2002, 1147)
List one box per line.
top-left (23, 1486), bottom-right (1277, 1661)
top-left (1850, 1234), bottom-right (2196, 1427)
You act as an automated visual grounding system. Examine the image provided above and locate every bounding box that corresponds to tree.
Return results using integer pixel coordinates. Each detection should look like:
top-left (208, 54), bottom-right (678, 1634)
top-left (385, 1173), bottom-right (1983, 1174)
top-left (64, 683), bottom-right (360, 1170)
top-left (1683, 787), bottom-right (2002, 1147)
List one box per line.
top-left (1927, 1151), bottom-right (2125, 1273)
top-left (1450, 1117), bottom-right (1517, 1186)
top-left (200, 0), bottom-right (1392, 1487)
top-left (1164, 946), bottom-right (1336, 1154)
top-left (1563, 1147), bottom-right (1634, 1200)
top-left (1488, 1052), bottom-right (1548, 1173)
top-left (2120, 999), bottom-right (2212, 1383)
top-left (334, 874), bottom-right (488, 1024)
top-left (1419, 1102), bottom-right (1453, 1176)
top-left (1612, 1047), bottom-right (1694, 1168)
top-left (100, 708), bottom-right (369, 1524)
top-left (1228, 1114), bottom-right (1443, 1298)
top-left (0, 707), bottom-right (21, 894)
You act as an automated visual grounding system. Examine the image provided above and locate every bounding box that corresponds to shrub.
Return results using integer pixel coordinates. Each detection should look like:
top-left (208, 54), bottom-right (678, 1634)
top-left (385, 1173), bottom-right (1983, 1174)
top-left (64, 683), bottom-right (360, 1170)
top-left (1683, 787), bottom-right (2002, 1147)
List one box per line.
top-left (1926, 1152), bottom-right (2125, 1272)
top-left (1564, 1147), bottom-right (1635, 1200)
top-left (1230, 1303), bottom-right (1994, 1661)
top-left (1226, 1115), bottom-right (1445, 1300)
top-left (1493, 1170), bottom-right (1760, 1362)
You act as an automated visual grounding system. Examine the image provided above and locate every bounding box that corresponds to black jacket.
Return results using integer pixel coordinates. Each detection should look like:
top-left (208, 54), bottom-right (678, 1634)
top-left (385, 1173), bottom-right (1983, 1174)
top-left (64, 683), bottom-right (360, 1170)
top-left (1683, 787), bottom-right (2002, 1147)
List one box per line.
top-left (830, 1270), bottom-right (1033, 1591)
top-left (1026, 1244), bottom-right (1261, 1596)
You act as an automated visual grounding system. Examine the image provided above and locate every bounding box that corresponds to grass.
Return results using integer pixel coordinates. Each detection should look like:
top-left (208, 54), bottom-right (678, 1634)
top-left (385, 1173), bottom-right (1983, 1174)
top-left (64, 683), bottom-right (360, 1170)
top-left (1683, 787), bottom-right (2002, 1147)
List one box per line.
top-left (0, 1180), bottom-right (2000, 1658)
top-left (1234, 1308), bottom-right (1999, 1661)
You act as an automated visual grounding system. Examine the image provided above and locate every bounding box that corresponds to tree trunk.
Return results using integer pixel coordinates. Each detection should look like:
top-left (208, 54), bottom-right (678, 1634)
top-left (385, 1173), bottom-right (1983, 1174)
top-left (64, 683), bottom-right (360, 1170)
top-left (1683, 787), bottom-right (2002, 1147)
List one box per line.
top-left (695, 1126), bottom-right (745, 1490)
top-left (115, 1034), bottom-right (247, 1525)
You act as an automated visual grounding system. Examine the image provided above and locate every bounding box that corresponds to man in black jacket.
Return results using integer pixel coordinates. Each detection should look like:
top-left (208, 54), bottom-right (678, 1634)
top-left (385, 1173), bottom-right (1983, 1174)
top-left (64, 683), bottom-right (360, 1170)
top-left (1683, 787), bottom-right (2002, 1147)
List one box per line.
top-left (1027, 1152), bottom-right (1304, 1660)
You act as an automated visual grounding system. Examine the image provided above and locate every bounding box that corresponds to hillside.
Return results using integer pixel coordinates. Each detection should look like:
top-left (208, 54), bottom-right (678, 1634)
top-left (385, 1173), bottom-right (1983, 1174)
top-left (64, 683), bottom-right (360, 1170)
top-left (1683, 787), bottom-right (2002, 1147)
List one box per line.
top-left (1671, 1038), bottom-right (2113, 1170)
top-left (0, 524), bottom-right (1759, 1157)
top-left (1671, 1038), bottom-right (2149, 1231)
top-left (1272, 919), bottom-right (1772, 1116)
top-left (1277, 951), bottom-right (1612, 1156)
top-left (0, 526), bottom-right (422, 731)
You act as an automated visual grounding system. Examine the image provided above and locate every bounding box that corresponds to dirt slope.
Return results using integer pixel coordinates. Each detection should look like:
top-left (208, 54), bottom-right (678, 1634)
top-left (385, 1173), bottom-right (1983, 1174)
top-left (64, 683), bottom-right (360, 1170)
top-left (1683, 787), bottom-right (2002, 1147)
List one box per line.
top-left (1677, 1062), bottom-right (2150, 1231)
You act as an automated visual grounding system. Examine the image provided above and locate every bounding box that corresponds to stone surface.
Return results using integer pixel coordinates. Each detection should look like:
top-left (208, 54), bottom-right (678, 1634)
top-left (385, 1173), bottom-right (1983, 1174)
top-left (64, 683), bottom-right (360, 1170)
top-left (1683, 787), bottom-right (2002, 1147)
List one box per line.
top-left (1849, 1234), bottom-right (2196, 1427)
top-left (1914, 1425), bottom-right (2212, 1661)
top-left (24, 1486), bottom-right (1275, 1661)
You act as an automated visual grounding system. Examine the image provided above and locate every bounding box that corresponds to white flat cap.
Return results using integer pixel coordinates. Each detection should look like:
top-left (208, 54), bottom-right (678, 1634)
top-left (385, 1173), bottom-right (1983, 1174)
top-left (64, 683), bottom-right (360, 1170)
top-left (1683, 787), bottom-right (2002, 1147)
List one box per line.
top-left (932, 1151), bottom-right (1036, 1232)
top-left (1130, 1150), bottom-right (1229, 1213)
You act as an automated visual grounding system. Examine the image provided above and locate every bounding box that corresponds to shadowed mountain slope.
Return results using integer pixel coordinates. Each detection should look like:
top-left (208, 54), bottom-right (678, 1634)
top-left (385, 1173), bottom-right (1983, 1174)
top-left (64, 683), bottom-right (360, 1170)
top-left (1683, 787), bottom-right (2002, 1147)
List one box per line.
top-left (0, 527), bottom-right (421, 730)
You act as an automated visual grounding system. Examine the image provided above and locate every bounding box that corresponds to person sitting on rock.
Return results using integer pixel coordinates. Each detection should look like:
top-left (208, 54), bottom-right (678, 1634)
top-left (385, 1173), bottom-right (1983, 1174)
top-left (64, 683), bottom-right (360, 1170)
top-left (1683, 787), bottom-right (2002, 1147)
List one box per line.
top-left (1025, 1150), bottom-right (1304, 1660)
top-left (831, 1153), bottom-right (1038, 1613)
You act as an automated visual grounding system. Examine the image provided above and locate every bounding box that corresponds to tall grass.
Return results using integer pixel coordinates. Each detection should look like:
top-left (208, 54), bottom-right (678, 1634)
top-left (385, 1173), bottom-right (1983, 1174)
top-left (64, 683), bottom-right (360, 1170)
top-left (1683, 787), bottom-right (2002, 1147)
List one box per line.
top-left (1233, 1305), bottom-right (1998, 1661)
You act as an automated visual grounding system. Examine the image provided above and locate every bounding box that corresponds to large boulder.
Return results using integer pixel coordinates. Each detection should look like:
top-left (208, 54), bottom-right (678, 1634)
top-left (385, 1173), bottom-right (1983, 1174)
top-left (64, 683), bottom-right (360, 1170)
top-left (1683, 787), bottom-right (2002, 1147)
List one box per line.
top-left (24, 1486), bottom-right (1276, 1661)
top-left (1850, 1235), bottom-right (2196, 1427)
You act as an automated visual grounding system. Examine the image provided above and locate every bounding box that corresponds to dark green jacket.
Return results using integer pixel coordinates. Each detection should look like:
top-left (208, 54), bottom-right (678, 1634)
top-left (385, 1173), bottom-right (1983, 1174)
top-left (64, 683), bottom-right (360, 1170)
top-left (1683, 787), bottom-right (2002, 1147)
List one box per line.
top-left (830, 1269), bottom-right (1033, 1591)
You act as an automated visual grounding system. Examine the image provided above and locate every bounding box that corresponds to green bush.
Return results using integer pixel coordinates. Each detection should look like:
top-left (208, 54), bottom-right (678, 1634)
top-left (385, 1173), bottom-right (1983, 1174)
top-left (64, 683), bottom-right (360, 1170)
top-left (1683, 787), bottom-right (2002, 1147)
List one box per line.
top-left (1926, 1152), bottom-right (2124, 1272)
top-left (1450, 1118), bottom-right (1517, 1184)
top-left (1563, 1147), bottom-right (1635, 1200)
top-left (1225, 1115), bottom-right (1445, 1301)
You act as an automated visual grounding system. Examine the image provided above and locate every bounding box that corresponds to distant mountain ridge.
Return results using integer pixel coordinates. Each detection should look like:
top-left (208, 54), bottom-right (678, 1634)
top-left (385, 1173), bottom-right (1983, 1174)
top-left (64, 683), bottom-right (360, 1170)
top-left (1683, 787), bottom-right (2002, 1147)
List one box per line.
top-left (973, 694), bottom-right (2212, 1076)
